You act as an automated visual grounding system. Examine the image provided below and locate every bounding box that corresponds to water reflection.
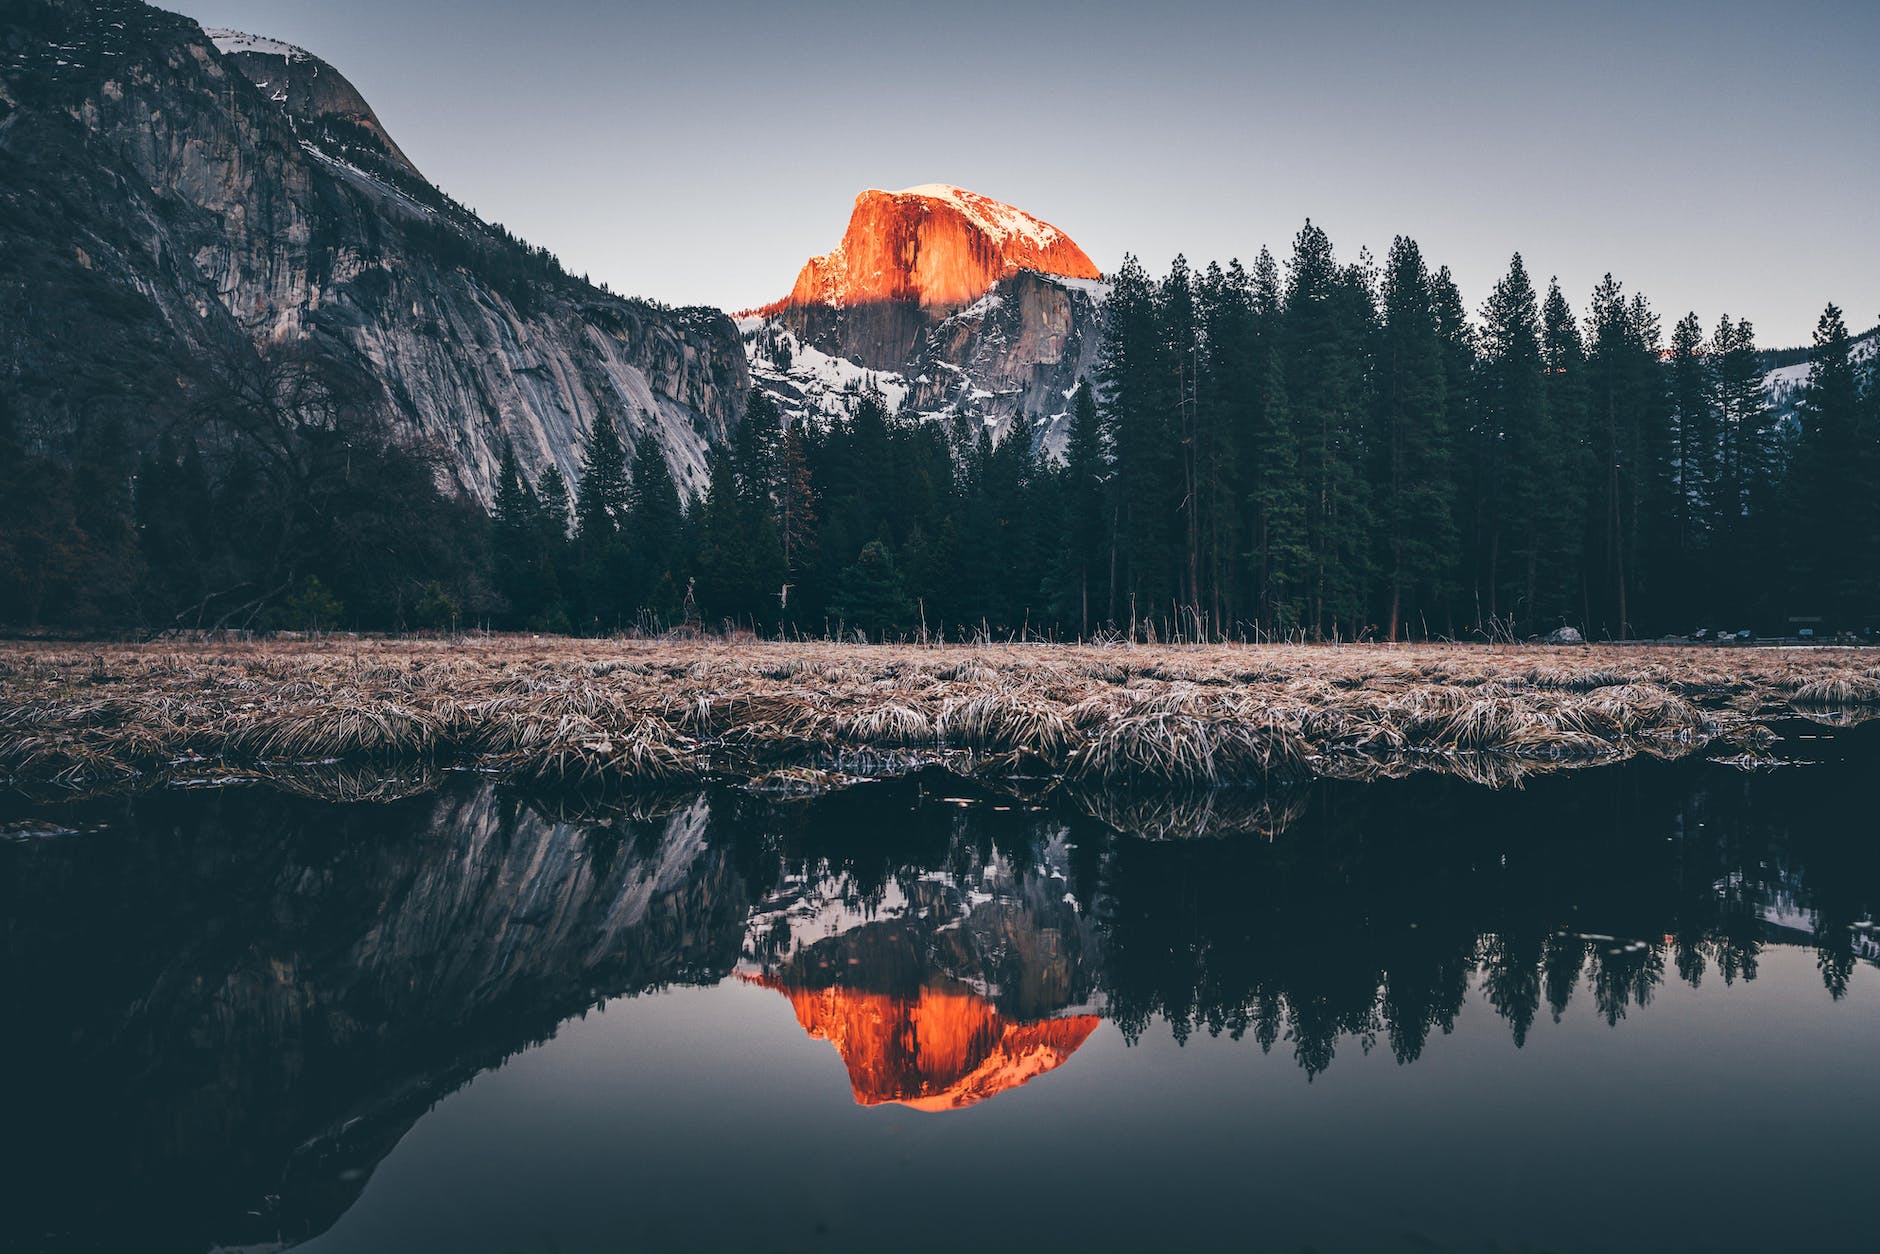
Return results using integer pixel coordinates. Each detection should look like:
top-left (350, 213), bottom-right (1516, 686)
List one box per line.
top-left (2, 741), bottom-right (1878, 1251)
top-left (736, 820), bottom-right (1103, 1110)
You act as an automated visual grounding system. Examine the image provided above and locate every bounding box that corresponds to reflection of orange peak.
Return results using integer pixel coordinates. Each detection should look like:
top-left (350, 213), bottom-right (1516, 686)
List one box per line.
top-left (758, 184), bottom-right (1102, 318)
top-left (746, 974), bottom-right (1099, 1112)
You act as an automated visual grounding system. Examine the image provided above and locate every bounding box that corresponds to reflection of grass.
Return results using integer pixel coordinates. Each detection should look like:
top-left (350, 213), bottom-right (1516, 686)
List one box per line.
top-left (2, 640), bottom-right (1875, 797)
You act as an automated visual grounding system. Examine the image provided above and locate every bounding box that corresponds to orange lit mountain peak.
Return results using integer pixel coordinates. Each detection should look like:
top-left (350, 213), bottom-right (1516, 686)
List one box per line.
top-left (763, 184), bottom-right (1102, 317)
top-left (746, 974), bottom-right (1099, 1112)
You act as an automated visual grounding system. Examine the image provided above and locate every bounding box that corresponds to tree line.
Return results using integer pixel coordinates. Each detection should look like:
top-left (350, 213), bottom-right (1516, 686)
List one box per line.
top-left (1057, 226), bottom-right (1879, 642)
top-left (3, 222), bottom-right (1876, 639)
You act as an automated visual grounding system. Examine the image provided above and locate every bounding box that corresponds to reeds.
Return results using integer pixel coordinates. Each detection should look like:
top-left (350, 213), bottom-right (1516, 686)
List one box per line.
top-left (3, 638), bottom-right (1876, 799)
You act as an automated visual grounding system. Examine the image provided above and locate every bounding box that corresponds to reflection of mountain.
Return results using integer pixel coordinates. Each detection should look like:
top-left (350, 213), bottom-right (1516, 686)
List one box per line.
top-left (2, 785), bottom-right (750, 1252)
top-left (738, 819), bottom-right (1105, 1110)
top-left (3, 746), bottom-right (1879, 1251)
top-left (750, 975), bottom-right (1099, 1112)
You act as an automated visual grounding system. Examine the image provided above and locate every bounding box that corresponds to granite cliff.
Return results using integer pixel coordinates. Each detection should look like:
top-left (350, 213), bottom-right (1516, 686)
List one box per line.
top-left (0, 0), bottom-right (747, 503)
top-left (743, 184), bottom-right (1108, 452)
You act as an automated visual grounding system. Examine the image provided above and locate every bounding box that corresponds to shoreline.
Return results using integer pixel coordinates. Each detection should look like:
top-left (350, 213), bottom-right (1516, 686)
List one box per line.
top-left (4, 639), bottom-right (1877, 803)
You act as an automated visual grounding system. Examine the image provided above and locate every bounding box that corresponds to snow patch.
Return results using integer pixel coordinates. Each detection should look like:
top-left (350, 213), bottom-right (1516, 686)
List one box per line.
top-left (889, 184), bottom-right (1069, 253)
top-left (744, 323), bottom-right (909, 426)
top-left (205, 28), bottom-right (311, 61)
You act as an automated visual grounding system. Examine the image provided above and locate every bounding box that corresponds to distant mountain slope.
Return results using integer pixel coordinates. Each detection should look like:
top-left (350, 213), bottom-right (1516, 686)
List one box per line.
top-left (205, 26), bottom-right (426, 181)
top-left (1761, 325), bottom-right (1878, 430)
top-left (0, 0), bottom-right (747, 502)
top-left (743, 184), bottom-right (1107, 453)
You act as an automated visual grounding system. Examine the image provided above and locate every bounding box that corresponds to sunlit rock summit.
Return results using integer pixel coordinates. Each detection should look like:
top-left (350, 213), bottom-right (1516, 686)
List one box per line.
top-left (770, 185), bottom-right (1102, 316)
top-left (1, 0), bottom-right (746, 504)
top-left (751, 977), bottom-right (1101, 1112)
top-left (743, 184), bottom-right (1109, 453)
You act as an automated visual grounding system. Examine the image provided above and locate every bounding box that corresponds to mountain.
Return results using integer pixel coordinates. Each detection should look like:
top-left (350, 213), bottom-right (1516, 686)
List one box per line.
top-left (4, 782), bottom-right (750, 1250)
top-left (767, 184), bottom-right (1102, 326)
top-left (741, 184), bottom-right (1109, 452)
top-left (204, 27), bottom-right (424, 182)
top-left (0, 0), bottom-right (748, 503)
top-left (749, 977), bottom-right (1101, 1112)
top-left (737, 816), bottom-right (1104, 1111)
top-left (1762, 325), bottom-right (1879, 432)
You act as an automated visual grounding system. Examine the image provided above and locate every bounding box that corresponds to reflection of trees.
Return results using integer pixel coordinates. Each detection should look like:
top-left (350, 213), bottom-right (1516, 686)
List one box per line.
top-left (3, 745), bottom-right (1877, 1250)
top-left (2, 784), bottom-right (749, 1253)
top-left (1089, 757), bottom-right (1880, 1076)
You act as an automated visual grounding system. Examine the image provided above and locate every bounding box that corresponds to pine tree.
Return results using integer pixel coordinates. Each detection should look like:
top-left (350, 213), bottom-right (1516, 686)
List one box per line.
top-left (1789, 304), bottom-right (1871, 624)
top-left (1195, 259), bottom-right (1251, 631)
top-left (1431, 265), bottom-right (1478, 636)
top-left (1053, 378), bottom-right (1112, 636)
top-left (1375, 237), bottom-right (1455, 639)
top-left (1282, 222), bottom-right (1375, 637)
top-left (1668, 312), bottom-right (1715, 574)
top-left (1098, 253), bottom-right (1172, 632)
top-left (1538, 279), bottom-right (1590, 630)
top-left (492, 440), bottom-right (543, 625)
top-left (1161, 255), bottom-right (1205, 629)
top-left (573, 410), bottom-right (628, 546)
top-left (830, 538), bottom-right (913, 639)
top-left (1585, 275), bottom-right (1638, 636)
top-left (1245, 346), bottom-right (1309, 632)
top-left (1710, 315), bottom-right (1771, 616)
top-left (627, 439), bottom-right (686, 621)
top-left (694, 444), bottom-right (760, 628)
top-left (1475, 255), bottom-right (1548, 633)
top-left (776, 420), bottom-right (818, 579)
top-left (536, 465), bottom-right (571, 541)
top-left (735, 390), bottom-right (783, 505)
top-left (1625, 292), bottom-right (1677, 630)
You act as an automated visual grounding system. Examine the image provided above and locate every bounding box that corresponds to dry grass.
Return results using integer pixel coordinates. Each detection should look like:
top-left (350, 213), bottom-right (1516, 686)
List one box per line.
top-left (2, 638), bottom-right (1876, 799)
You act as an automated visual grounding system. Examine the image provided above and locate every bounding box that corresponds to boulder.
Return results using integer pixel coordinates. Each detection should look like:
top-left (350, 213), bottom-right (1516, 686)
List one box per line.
top-left (1543, 626), bottom-right (1586, 645)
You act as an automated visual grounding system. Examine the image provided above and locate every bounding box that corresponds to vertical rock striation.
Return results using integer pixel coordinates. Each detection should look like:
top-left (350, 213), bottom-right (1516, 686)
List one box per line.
top-left (0, 0), bottom-right (748, 502)
top-left (745, 184), bottom-right (1107, 453)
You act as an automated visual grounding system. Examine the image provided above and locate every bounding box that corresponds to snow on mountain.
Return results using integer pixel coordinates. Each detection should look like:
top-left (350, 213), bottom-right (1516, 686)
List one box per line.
top-left (204, 27), bottom-right (311, 60)
top-left (768, 184), bottom-right (1102, 317)
top-left (6, 0), bottom-right (746, 505)
top-left (740, 319), bottom-right (913, 425)
top-left (892, 183), bottom-right (1071, 252)
top-left (1762, 328), bottom-right (1878, 429)
top-left (746, 185), bottom-right (1108, 455)
top-left (742, 269), bottom-right (1106, 454)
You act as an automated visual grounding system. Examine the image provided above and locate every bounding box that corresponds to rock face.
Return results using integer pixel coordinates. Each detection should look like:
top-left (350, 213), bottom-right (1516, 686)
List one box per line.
top-left (752, 978), bottom-right (1101, 1112)
top-left (205, 27), bottom-right (424, 181)
top-left (745, 184), bottom-right (1108, 454)
top-left (0, 0), bottom-right (747, 502)
top-left (2, 782), bottom-right (749, 1250)
top-left (774, 185), bottom-right (1101, 322)
top-left (737, 816), bottom-right (1104, 1111)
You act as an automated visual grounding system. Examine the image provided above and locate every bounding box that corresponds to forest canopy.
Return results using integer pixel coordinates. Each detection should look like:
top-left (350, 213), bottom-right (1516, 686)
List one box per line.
top-left (4, 223), bottom-right (1877, 641)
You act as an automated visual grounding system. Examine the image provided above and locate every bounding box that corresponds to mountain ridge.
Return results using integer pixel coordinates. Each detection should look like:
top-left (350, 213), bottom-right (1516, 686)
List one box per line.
top-left (745, 183), bottom-right (1108, 452)
top-left (0, 0), bottom-right (747, 504)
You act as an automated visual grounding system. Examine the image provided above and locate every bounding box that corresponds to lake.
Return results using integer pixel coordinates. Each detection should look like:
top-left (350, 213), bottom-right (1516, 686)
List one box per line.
top-left (3, 723), bottom-right (1877, 1253)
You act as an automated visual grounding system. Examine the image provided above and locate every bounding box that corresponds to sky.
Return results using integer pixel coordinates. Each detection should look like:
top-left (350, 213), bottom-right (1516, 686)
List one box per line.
top-left (174, 0), bottom-right (1878, 348)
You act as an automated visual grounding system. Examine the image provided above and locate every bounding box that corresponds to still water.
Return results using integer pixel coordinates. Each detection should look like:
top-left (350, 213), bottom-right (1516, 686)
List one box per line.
top-left (3, 727), bottom-right (1878, 1254)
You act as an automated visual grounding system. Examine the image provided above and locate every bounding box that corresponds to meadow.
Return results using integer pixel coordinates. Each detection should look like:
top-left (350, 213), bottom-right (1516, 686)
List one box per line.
top-left (4, 638), bottom-right (1878, 803)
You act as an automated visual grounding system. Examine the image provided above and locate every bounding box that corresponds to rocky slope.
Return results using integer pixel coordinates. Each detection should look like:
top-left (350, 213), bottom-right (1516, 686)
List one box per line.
top-left (743, 184), bottom-right (1108, 453)
top-left (3, 781), bottom-right (749, 1250)
top-left (0, 0), bottom-right (747, 502)
top-left (206, 26), bottom-right (424, 181)
top-left (1762, 326), bottom-right (1879, 434)
top-left (767, 185), bottom-right (1101, 328)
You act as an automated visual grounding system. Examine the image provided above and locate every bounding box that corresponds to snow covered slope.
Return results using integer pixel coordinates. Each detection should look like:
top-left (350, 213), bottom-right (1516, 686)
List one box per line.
top-left (1762, 327), bottom-right (1878, 430)
top-left (742, 269), bottom-right (1106, 454)
top-left (4, 0), bottom-right (746, 504)
top-left (745, 185), bottom-right (1109, 455)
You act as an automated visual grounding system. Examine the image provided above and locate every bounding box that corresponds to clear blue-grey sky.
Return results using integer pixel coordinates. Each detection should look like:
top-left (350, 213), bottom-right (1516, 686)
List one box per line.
top-left (175, 0), bottom-right (1877, 347)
